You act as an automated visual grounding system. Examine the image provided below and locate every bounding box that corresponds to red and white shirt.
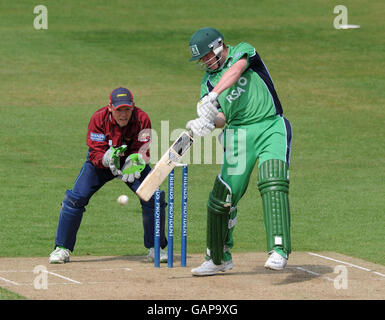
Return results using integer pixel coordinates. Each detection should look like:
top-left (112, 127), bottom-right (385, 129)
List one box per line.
top-left (86, 106), bottom-right (151, 168)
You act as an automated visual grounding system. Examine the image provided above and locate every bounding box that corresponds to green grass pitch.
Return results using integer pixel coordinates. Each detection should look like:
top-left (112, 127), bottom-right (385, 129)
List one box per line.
top-left (0, 0), bottom-right (384, 273)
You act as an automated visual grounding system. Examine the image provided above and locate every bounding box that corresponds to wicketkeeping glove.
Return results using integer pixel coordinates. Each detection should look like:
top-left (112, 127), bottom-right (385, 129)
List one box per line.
top-left (102, 145), bottom-right (128, 176)
top-left (186, 117), bottom-right (215, 137)
top-left (197, 92), bottom-right (219, 121)
top-left (120, 153), bottom-right (146, 183)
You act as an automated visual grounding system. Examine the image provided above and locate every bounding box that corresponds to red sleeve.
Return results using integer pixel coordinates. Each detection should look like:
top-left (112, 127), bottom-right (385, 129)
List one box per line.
top-left (130, 108), bottom-right (152, 163)
top-left (86, 109), bottom-right (109, 169)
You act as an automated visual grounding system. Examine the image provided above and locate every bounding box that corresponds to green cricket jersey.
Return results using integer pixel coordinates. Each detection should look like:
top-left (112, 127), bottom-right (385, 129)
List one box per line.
top-left (200, 42), bottom-right (283, 126)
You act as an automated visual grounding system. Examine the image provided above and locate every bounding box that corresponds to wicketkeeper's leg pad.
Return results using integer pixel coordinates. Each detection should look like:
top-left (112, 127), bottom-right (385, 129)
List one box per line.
top-left (55, 190), bottom-right (89, 251)
top-left (257, 159), bottom-right (291, 255)
top-left (206, 175), bottom-right (233, 265)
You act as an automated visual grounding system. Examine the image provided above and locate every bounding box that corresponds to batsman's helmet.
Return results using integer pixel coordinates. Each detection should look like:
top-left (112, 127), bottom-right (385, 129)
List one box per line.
top-left (189, 27), bottom-right (224, 62)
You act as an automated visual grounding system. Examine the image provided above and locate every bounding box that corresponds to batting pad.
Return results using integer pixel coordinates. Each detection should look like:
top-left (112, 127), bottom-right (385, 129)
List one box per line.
top-left (206, 175), bottom-right (232, 265)
top-left (257, 159), bottom-right (291, 255)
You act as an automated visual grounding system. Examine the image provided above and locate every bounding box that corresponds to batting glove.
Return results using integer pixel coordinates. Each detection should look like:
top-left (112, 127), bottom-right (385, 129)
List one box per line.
top-left (197, 92), bottom-right (219, 121)
top-left (186, 117), bottom-right (215, 137)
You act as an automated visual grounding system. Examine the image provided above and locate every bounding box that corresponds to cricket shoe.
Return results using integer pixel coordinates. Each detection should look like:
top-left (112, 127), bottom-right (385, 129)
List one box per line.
top-left (49, 247), bottom-right (70, 264)
top-left (264, 248), bottom-right (288, 270)
top-left (191, 259), bottom-right (234, 276)
top-left (147, 247), bottom-right (168, 263)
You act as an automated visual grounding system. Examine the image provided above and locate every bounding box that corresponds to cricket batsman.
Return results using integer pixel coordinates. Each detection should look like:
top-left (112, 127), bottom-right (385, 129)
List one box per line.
top-left (186, 27), bottom-right (293, 276)
top-left (49, 87), bottom-right (168, 264)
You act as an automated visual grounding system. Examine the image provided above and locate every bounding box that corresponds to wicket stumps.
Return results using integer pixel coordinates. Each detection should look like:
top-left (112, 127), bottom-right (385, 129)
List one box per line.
top-left (154, 188), bottom-right (161, 268)
top-left (154, 164), bottom-right (188, 268)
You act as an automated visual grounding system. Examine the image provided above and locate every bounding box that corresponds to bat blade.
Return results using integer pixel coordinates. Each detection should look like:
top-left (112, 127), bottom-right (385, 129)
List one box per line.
top-left (136, 131), bottom-right (193, 201)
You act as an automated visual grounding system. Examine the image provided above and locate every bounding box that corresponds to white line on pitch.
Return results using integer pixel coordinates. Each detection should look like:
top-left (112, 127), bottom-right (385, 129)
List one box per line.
top-left (99, 268), bottom-right (132, 271)
top-left (308, 252), bottom-right (371, 271)
top-left (292, 266), bottom-right (334, 282)
top-left (372, 271), bottom-right (385, 278)
top-left (0, 276), bottom-right (19, 286)
top-left (308, 252), bottom-right (385, 278)
top-left (43, 270), bottom-right (81, 284)
top-left (0, 267), bottom-right (132, 274)
top-left (295, 266), bottom-right (320, 276)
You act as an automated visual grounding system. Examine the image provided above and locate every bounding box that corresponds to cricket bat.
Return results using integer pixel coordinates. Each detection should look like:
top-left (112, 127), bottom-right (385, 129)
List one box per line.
top-left (136, 131), bottom-right (194, 201)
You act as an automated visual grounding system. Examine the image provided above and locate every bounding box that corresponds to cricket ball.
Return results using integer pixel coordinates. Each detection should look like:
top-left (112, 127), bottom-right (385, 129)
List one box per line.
top-left (117, 195), bottom-right (129, 205)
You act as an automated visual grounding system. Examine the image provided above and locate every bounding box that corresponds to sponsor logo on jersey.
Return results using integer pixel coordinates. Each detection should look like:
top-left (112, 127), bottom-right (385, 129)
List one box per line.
top-left (90, 132), bottom-right (105, 142)
top-left (228, 52), bottom-right (245, 67)
top-left (225, 76), bottom-right (248, 103)
top-left (139, 132), bottom-right (151, 142)
top-left (234, 51), bottom-right (244, 59)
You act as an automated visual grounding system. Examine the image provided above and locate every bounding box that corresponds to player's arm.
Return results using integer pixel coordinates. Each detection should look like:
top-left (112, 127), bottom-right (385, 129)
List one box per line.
top-left (195, 57), bottom-right (247, 124)
top-left (87, 115), bottom-right (109, 169)
top-left (211, 57), bottom-right (247, 96)
top-left (87, 111), bottom-right (125, 175)
top-left (130, 111), bottom-right (152, 163)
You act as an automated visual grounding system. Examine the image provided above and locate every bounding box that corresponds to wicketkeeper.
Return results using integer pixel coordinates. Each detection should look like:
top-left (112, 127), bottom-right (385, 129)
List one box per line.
top-left (186, 28), bottom-right (293, 276)
top-left (49, 87), bottom-right (168, 263)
